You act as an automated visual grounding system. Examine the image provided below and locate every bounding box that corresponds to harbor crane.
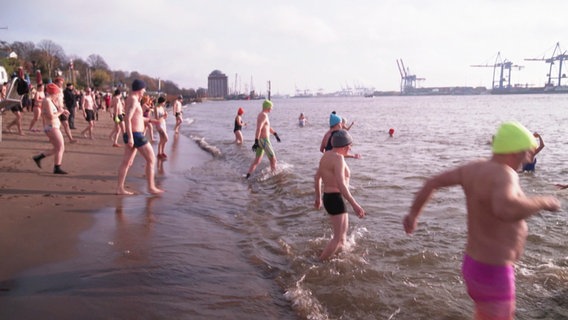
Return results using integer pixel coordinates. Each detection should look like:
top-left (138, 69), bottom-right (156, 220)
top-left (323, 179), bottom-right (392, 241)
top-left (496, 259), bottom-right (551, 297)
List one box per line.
top-left (396, 59), bottom-right (425, 94)
top-left (471, 52), bottom-right (523, 90)
top-left (524, 42), bottom-right (568, 88)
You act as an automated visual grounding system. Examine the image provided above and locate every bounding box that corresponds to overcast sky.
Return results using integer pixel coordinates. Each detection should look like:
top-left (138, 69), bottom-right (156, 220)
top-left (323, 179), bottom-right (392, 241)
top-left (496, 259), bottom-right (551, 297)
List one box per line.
top-left (1, 0), bottom-right (567, 95)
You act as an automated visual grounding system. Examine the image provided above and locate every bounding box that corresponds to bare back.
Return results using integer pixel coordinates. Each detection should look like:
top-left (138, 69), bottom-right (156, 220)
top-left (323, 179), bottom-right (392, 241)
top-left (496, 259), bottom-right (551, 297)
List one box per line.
top-left (317, 151), bottom-right (351, 193)
top-left (459, 160), bottom-right (528, 265)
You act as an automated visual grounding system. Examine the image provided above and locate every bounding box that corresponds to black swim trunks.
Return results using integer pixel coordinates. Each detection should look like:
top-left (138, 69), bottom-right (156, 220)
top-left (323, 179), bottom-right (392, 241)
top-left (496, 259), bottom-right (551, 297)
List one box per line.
top-left (323, 192), bottom-right (346, 215)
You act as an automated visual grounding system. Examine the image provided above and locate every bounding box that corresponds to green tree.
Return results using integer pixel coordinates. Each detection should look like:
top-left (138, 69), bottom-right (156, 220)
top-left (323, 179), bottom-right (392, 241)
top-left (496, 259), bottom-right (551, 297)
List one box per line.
top-left (91, 69), bottom-right (111, 89)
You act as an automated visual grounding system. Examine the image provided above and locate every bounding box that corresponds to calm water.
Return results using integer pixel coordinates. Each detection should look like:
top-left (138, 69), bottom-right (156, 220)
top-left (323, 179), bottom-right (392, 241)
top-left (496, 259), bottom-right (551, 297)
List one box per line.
top-left (3, 95), bottom-right (568, 319)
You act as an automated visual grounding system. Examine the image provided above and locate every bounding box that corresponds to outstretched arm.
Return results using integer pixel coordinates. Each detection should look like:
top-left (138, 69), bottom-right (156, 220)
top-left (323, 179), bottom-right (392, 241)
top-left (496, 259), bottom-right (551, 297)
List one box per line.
top-left (403, 167), bottom-right (463, 234)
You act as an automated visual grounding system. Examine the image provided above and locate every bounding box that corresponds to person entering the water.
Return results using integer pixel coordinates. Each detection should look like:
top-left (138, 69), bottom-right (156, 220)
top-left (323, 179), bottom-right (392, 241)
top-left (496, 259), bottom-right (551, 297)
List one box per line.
top-left (234, 107), bottom-right (246, 144)
top-left (320, 112), bottom-right (361, 159)
top-left (245, 100), bottom-right (281, 178)
top-left (314, 129), bottom-right (365, 260)
top-left (520, 131), bottom-right (544, 172)
top-left (403, 121), bottom-right (560, 320)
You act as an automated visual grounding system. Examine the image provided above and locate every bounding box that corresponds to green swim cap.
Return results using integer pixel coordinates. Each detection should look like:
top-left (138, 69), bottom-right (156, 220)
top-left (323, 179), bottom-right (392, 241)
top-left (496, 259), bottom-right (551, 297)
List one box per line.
top-left (492, 121), bottom-right (536, 154)
top-left (262, 100), bottom-right (273, 110)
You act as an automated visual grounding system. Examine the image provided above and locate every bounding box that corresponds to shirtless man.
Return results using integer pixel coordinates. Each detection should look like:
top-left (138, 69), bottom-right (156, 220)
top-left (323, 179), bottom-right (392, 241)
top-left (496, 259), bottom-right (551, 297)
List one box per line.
top-left (245, 100), bottom-right (281, 178)
top-left (173, 95), bottom-right (183, 134)
top-left (116, 79), bottom-right (163, 195)
top-left (314, 129), bottom-right (365, 260)
top-left (109, 89), bottom-right (125, 147)
top-left (403, 121), bottom-right (560, 320)
top-left (80, 87), bottom-right (97, 139)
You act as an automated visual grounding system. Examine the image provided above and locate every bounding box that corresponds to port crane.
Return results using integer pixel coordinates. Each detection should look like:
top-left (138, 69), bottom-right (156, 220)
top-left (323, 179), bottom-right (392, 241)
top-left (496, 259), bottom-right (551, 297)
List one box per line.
top-left (524, 42), bottom-right (568, 88)
top-left (396, 59), bottom-right (425, 94)
top-left (471, 52), bottom-right (523, 90)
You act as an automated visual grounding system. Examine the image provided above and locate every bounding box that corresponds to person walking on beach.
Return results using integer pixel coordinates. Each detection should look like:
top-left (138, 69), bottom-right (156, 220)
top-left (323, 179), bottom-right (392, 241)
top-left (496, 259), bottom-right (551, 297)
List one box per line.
top-left (32, 83), bottom-right (70, 174)
top-left (109, 89), bottom-right (125, 147)
top-left (521, 131), bottom-right (544, 172)
top-left (403, 121), bottom-right (560, 320)
top-left (245, 100), bottom-right (281, 179)
top-left (28, 83), bottom-right (44, 132)
top-left (173, 95), bottom-right (183, 134)
top-left (53, 77), bottom-right (76, 143)
top-left (154, 96), bottom-right (169, 159)
top-left (80, 87), bottom-right (97, 139)
top-left (314, 129), bottom-right (365, 260)
top-left (141, 95), bottom-right (156, 143)
top-left (116, 79), bottom-right (163, 195)
top-left (63, 83), bottom-right (77, 129)
top-left (234, 107), bottom-right (246, 144)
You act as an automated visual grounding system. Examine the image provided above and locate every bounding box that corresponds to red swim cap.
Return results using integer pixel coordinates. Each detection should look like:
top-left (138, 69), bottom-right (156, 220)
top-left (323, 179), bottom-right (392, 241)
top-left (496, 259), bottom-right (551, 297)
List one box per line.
top-left (389, 128), bottom-right (395, 135)
top-left (237, 107), bottom-right (244, 115)
top-left (46, 83), bottom-right (60, 95)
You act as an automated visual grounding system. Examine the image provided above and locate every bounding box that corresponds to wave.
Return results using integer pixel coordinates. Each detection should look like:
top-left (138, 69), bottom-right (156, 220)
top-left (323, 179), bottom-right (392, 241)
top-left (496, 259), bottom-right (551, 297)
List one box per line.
top-left (190, 135), bottom-right (222, 158)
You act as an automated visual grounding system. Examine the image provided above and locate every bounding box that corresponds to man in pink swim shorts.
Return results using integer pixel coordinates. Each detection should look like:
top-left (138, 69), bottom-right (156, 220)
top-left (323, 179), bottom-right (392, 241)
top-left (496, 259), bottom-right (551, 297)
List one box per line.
top-left (403, 121), bottom-right (561, 319)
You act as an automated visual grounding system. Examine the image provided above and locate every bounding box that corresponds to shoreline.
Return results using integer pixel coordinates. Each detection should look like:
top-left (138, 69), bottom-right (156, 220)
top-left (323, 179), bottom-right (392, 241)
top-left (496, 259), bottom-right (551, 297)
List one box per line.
top-left (0, 111), bottom-right (138, 282)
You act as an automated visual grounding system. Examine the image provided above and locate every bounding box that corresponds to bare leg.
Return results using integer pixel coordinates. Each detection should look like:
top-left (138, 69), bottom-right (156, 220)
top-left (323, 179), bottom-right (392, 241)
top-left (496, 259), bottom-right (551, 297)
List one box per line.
top-left (319, 213), bottom-right (349, 260)
top-left (246, 155), bottom-right (263, 177)
top-left (116, 146), bottom-right (137, 195)
top-left (269, 156), bottom-right (277, 172)
top-left (138, 143), bottom-right (164, 194)
top-left (60, 121), bottom-right (76, 143)
top-left (235, 130), bottom-right (243, 144)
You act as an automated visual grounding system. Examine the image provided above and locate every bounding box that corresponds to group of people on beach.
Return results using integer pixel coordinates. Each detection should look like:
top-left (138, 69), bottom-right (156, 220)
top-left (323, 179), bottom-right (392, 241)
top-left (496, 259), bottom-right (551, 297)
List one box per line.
top-left (1, 72), bottom-right (186, 194)
top-left (233, 99), bottom-right (561, 319)
top-left (4, 74), bottom-right (563, 318)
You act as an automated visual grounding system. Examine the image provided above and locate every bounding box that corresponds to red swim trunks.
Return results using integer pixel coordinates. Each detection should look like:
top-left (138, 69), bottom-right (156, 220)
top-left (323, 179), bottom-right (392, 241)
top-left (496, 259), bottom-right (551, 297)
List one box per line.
top-left (462, 254), bottom-right (515, 320)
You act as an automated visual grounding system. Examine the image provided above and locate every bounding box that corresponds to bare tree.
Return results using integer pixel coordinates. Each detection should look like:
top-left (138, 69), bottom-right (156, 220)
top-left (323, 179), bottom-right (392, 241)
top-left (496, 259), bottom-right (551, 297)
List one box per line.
top-left (10, 41), bottom-right (35, 61)
top-left (87, 54), bottom-right (109, 70)
top-left (37, 39), bottom-right (66, 80)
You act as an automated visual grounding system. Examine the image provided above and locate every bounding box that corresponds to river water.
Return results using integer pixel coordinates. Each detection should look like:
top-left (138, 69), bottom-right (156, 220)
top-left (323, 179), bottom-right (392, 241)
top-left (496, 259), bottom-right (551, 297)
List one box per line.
top-left (4, 95), bottom-right (568, 319)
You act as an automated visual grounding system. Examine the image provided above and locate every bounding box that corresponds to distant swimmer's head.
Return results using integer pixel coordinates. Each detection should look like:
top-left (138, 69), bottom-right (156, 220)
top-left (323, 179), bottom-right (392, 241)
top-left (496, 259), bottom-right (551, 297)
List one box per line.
top-left (330, 113), bottom-right (342, 127)
top-left (131, 79), bottom-right (146, 92)
top-left (492, 121), bottom-right (537, 154)
top-left (262, 100), bottom-right (273, 110)
top-left (237, 107), bottom-right (244, 115)
top-left (331, 129), bottom-right (353, 148)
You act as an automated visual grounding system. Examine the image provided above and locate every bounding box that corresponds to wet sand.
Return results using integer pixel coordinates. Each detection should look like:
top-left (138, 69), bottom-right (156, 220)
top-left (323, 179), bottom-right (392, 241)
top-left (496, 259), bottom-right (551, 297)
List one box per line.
top-left (0, 111), bottom-right (137, 283)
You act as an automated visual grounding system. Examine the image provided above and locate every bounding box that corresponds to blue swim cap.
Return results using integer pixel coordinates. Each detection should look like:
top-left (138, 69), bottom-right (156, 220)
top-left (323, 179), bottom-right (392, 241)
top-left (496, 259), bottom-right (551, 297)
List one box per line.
top-left (330, 113), bottom-right (342, 127)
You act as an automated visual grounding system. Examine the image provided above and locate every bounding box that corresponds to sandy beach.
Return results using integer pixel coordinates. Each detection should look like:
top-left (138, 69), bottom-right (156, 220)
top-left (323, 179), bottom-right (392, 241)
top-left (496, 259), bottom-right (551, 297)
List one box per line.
top-left (0, 110), bottom-right (136, 283)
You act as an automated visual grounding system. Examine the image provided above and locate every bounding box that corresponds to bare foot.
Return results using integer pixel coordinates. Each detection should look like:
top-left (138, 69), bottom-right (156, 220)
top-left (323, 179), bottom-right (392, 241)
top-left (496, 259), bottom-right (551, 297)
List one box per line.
top-left (116, 189), bottom-right (134, 195)
top-left (148, 187), bottom-right (164, 195)
top-left (69, 139), bottom-right (78, 144)
top-left (112, 143), bottom-right (121, 147)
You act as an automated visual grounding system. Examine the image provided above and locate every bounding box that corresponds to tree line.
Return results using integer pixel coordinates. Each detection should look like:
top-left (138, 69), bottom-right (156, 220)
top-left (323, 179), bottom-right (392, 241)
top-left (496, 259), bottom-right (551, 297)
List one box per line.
top-left (0, 39), bottom-right (206, 101)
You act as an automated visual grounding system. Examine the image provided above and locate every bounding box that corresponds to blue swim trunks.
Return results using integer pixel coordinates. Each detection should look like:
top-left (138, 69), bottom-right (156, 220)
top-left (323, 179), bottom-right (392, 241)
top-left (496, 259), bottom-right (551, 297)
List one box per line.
top-left (123, 132), bottom-right (148, 148)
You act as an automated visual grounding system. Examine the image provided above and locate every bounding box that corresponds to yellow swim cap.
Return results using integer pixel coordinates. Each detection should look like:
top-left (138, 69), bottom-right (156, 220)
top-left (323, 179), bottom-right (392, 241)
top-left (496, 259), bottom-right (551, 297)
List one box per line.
top-left (492, 121), bottom-right (537, 154)
top-left (262, 100), bottom-right (273, 110)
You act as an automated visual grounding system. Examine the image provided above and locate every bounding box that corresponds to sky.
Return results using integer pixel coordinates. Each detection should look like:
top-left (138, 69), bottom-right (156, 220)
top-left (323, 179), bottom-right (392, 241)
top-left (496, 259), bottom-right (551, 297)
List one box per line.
top-left (1, 0), bottom-right (567, 96)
